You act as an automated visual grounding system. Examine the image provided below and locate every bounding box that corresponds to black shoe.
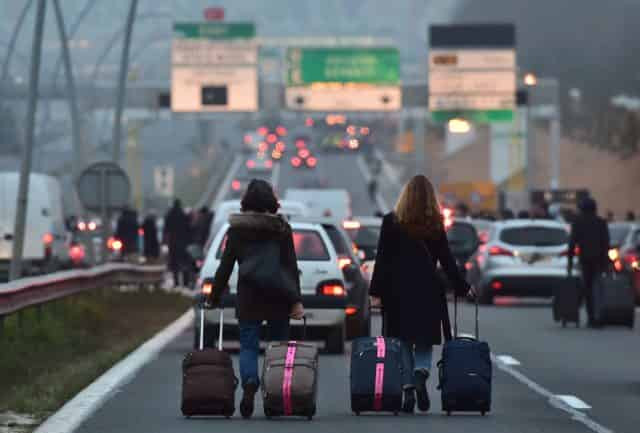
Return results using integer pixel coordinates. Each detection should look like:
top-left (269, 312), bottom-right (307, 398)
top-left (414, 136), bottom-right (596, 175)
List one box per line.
top-left (402, 387), bottom-right (416, 413)
top-left (414, 370), bottom-right (430, 412)
top-left (240, 383), bottom-right (258, 419)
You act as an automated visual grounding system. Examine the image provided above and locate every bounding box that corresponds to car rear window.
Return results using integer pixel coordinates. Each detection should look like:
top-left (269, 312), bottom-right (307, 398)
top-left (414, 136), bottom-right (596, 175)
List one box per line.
top-left (609, 226), bottom-right (631, 246)
top-left (446, 223), bottom-right (478, 252)
top-left (350, 226), bottom-right (380, 249)
top-left (216, 229), bottom-right (330, 261)
top-left (499, 226), bottom-right (568, 246)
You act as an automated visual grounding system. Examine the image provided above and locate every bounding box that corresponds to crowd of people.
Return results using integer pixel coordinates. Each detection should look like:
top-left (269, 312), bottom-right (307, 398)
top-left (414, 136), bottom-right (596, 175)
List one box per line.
top-left (114, 200), bottom-right (214, 287)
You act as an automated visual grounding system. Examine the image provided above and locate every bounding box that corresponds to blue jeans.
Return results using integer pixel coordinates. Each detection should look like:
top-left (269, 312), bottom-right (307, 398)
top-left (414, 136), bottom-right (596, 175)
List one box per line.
top-left (238, 319), bottom-right (290, 387)
top-left (399, 342), bottom-right (434, 388)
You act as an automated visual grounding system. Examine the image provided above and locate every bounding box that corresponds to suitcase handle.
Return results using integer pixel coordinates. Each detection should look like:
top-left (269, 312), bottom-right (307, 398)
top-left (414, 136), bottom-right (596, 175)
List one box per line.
top-left (453, 294), bottom-right (479, 340)
top-left (199, 307), bottom-right (224, 351)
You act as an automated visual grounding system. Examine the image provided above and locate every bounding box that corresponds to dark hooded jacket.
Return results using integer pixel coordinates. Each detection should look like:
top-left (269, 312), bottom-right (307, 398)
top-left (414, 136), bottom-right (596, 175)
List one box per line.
top-left (370, 212), bottom-right (469, 346)
top-left (568, 199), bottom-right (610, 271)
top-left (212, 212), bottom-right (301, 321)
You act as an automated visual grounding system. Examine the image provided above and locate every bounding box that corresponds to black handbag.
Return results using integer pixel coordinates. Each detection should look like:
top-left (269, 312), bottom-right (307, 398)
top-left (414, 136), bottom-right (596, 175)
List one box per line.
top-left (239, 239), bottom-right (296, 300)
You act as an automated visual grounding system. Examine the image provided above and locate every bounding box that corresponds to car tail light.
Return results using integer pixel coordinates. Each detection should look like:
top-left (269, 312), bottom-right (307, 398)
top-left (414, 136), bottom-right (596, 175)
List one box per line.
top-left (305, 117), bottom-right (314, 127)
top-left (257, 126), bottom-right (268, 136)
top-left (108, 237), bottom-right (123, 251)
top-left (614, 260), bottom-right (624, 272)
top-left (345, 306), bottom-right (358, 316)
top-left (244, 134), bottom-right (253, 144)
top-left (266, 133), bottom-right (278, 144)
top-left (491, 281), bottom-right (503, 290)
top-left (608, 248), bottom-right (619, 262)
top-left (343, 220), bottom-right (361, 230)
top-left (77, 221), bottom-right (87, 231)
top-left (306, 157), bottom-right (317, 167)
top-left (258, 141), bottom-right (268, 152)
top-left (623, 252), bottom-right (639, 270)
top-left (265, 159), bottom-right (273, 169)
top-left (465, 261), bottom-right (473, 271)
top-left (338, 257), bottom-right (352, 270)
top-left (321, 283), bottom-right (345, 296)
top-left (298, 148), bottom-right (310, 159)
top-left (291, 157), bottom-right (302, 167)
top-left (231, 180), bottom-right (241, 191)
top-left (69, 244), bottom-right (85, 262)
top-left (246, 159), bottom-right (256, 169)
top-left (276, 126), bottom-right (287, 136)
top-left (488, 246), bottom-right (514, 257)
top-left (295, 139), bottom-right (306, 149)
top-left (43, 233), bottom-right (54, 245)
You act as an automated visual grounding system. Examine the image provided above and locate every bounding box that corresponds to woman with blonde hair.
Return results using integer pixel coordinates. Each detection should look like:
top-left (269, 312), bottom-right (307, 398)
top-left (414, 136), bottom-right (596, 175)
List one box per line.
top-left (369, 175), bottom-right (471, 413)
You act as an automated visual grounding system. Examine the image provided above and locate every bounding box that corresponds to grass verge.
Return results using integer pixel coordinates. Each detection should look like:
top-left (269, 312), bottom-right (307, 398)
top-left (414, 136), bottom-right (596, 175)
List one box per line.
top-left (0, 288), bottom-right (191, 425)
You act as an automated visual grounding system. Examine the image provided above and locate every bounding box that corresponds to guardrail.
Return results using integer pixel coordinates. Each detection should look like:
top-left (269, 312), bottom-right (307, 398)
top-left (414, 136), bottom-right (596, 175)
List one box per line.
top-left (0, 263), bottom-right (165, 331)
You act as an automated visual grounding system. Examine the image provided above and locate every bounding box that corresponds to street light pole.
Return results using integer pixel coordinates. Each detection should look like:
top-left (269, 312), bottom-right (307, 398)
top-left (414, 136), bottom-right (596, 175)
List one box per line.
top-left (52, 0), bottom-right (86, 177)
top-left (112, 0), bottom-right (139, 164)
top-left (10, 0), bottom-right (47, 281)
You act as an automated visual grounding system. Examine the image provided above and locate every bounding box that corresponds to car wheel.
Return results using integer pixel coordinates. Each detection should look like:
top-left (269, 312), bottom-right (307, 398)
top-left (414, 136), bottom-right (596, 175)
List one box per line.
top-left (326, 322), bottom-right (345, 354)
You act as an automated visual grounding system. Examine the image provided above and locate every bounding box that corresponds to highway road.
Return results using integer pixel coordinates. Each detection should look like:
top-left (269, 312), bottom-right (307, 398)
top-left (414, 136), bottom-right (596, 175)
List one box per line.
top-left (66, 149), bottom-right (639, 433)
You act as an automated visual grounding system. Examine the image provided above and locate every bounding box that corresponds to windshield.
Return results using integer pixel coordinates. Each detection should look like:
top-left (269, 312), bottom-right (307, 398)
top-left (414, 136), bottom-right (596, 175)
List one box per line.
top-left (446, 223), bottom-right (478, 253)
top-left (500, 227), bottom-right (568, 247)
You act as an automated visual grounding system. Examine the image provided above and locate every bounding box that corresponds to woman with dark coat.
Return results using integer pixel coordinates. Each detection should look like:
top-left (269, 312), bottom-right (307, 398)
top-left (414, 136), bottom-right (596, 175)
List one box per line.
top-left (369, 175), bottom-right (471, 413)
top-left (141, 214), bottom-right (160, 260)
top-left (210, 179), bottom-right (304, 419)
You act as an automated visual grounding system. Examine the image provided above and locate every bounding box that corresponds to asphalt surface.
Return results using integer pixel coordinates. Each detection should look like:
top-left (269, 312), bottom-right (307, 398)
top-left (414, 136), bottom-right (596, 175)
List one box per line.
top-left (73, 148), bottom-right (640, 432)
top-left (76, 308), bottom-right (614, 433)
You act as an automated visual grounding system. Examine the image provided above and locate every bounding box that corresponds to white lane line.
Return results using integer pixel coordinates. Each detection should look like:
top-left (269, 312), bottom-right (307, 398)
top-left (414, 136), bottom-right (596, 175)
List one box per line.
top-left (212, 155), bottom-right (242, 208)
top-left (34, 310), bottom-right (194, 433)
top-left (356, 155), bottom-right (390, 213)
top-left (496, 354), bottom-right (521, 366)
top-left (492, 354), bottom-right (613, 433)
top-left (555, 395), bottom-right (592, 410)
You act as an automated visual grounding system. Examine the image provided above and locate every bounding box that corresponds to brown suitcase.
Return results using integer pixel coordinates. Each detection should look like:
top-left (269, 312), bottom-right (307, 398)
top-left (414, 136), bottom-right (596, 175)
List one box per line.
top-left (262, 319), bottom-right (318, 420)
top-left (181, 308), bottom-right (238, 418)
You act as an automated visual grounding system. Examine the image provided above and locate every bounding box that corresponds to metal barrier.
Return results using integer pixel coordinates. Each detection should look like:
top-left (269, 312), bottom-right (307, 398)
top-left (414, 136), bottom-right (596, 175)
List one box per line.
top-left (0, 263), bottom-right (165, 330)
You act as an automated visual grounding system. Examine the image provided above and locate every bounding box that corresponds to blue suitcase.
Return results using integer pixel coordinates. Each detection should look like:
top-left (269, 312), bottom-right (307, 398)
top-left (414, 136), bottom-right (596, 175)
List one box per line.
top-left (437, 297), bottom-right (492, 416)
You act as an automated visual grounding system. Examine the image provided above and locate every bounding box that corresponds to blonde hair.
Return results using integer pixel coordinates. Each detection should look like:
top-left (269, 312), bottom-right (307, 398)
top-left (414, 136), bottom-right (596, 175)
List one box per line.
top-left (394, 175), bottom-right (443, 237)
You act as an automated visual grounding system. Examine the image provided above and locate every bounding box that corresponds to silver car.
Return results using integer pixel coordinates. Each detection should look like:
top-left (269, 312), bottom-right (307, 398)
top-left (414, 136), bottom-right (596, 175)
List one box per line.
top-left (466, 219), bottom-right (577, 304)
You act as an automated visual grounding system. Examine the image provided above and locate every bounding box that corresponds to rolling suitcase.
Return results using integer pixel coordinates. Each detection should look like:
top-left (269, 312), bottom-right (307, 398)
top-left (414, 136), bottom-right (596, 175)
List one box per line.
top-left (350, 309), bottom-right (409, 415)
top-left (181, 307), bottom-right (238, 418)
top-left (262, 318), bottom-right (319, 420)
top-left (552, 277), bottom-right (581, 327)
top-left (437, 296), bottom-right (492, 416)
top-left (593, 272), bottom-right (635, 328)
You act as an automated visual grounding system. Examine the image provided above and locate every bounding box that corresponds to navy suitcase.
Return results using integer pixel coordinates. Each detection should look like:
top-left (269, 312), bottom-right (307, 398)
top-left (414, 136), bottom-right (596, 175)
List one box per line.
top-left (552, 277), bottom-right (581, 327)
top-left (593, 272), bottom-right (635, 328)
top-left (350, 311), bottom-right (409, 415)
top-left (437, 297), bottom-right (492, 416)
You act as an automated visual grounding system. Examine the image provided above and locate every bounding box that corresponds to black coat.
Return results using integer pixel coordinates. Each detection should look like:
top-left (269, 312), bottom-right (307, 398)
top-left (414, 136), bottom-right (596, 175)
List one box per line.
top-left (568, 213), bottom-right (610, 270)
top-left (213, 212), bottom-right (301, 321)
top-left (369, 213), bottom-right (469, 346)
top-left (164, 206), bottom-right (190, 269)
top-left (115, 209), bottom-right (139, 255)
top-left (142, 216), bottom-right (160, 259)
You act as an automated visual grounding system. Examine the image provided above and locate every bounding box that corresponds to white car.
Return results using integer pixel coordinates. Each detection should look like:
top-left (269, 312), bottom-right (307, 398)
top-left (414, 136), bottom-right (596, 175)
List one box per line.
top-left (466, 219), bottom-right (578, 304)
top-left (343, 217), bottom-right (382, 283)
top-left (197, 221), bottom-right (348, 353)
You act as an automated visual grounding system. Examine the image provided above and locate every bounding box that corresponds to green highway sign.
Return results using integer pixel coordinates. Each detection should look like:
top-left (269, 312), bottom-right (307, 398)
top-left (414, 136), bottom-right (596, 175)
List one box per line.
top-left (173, 22), bottom-right (255, 39)
top-left (431, 109), bottom-right (514, 123)
top-left (286, 48), bottom-right (400, 85)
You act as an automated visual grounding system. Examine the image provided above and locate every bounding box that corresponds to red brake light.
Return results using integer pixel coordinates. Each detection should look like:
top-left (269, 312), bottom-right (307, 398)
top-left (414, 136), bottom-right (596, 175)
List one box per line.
top-left (231, 180), bottom-right (241, 191)
top-left (489, 246), bottom-right (514, 257)
top-left (291, 157), bottom-right (302, 167)
top-left (69, 245), bottom-right (85, 261)
top-left (267, 133), bottom-right (278, 144)
top-left (614, 260), bottom-right (624, 272)
top-left (276, 126), bottom-right (287, 136)
top-left (258, 141), bottom-right (268, 152)
top-left (465, 261), bottom-right (473, 271)
top-left (295, 139), bottom-right (306, 149)
top-left (321, 284), bottom-right (345, 296)
top-left (43, 233), bottom-right (54, 245)
top-left (491, 281), bottom-right (503, 290)
top-left (246, 160), bottom-right (256, 169)
top-left (306, 157), bottom-right (317, 167)
top-left (345, 306), bottom-right (358, 316)
top-left (265, 159), bottom-right (273, 169)
top-left (298, 148), bottom-right (310, 159)
top-left (305, 117), bottom-right (314, 127)
top-left (257, 126), bottom-right (268, 136)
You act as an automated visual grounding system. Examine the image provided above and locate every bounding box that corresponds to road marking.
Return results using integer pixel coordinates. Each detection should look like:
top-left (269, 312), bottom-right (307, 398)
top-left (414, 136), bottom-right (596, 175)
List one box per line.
top-left (212, 155), bottom-right (243, 208)
top-left (555, 395), bottom-right (592, 410)
top-left (492, 354), bottom-right (613, 433)
top-left (34, 310), bottom-right (194, 433)
top-left (496, 354), bottom-right (521, 366)
top-left (356, 155), bottom-right (390, 213)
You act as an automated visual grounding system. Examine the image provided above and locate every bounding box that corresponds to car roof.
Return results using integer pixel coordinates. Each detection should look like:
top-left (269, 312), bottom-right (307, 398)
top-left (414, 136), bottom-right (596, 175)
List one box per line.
top-left (352, 216), bottom-right (382, 226)
top-left (493, 219), bottom-right (569, 230)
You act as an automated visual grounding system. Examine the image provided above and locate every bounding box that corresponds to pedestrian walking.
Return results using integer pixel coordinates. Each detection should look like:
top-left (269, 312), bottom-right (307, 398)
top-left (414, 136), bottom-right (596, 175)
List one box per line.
top-left (626, 211), bottom-right (636, 222)
top-left (194, 206), bottom-right (214, 247)
top-left (115, 206), bottom-right (139, 259)
top-left (163, 199), bottom-right (191, 287)
top-left (207, 179), bottom-right (304, 419)
top-left (142, 213), bottom-right (160, 261)
top-left (568, 197), bottom-right (610, 327)
top-left (369, 175), bottom-right (471, 413)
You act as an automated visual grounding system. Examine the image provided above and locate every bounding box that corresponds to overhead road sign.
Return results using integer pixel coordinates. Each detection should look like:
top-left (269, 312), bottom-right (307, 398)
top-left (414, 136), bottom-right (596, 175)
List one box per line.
top-left (429, 24), bottom-right (516, 123)
top-left (171, 22), bottom-right (258, 112)
top-left (285, 47), bottom-right (401, 111)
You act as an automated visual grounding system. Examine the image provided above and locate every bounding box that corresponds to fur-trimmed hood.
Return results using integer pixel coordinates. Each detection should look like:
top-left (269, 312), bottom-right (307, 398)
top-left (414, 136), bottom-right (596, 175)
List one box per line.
top-left (228, 212), bottom-right (289, 239)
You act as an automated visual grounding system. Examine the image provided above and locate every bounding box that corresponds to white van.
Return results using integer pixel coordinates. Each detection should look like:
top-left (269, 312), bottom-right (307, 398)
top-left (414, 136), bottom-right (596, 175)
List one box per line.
top-left (0, 172), bottom-right (67, 277)
top-left (284, 189), bottom-right (352, 223)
